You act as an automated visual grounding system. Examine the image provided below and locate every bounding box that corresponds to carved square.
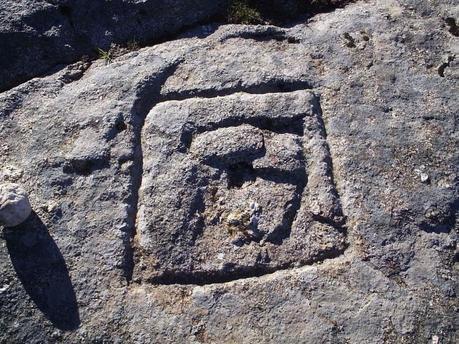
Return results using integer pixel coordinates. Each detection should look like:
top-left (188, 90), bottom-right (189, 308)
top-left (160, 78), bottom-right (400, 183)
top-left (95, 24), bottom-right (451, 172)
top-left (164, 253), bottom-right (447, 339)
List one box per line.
top-left (137, 91), bottom-right (346, 283)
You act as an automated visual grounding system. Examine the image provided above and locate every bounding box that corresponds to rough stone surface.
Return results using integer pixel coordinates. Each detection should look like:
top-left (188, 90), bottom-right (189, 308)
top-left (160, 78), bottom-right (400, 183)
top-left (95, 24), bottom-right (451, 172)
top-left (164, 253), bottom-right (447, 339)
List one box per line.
top-left (0, 183), bottom-right (32, 227)
top-left (0, 0), bottom-right (228, 92)
top-left (0, 0), bottom-right (458, 343)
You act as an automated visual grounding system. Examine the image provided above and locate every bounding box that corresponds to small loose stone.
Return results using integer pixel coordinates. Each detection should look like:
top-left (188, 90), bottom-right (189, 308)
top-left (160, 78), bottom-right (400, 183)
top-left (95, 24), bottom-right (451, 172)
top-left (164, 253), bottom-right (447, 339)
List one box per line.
top-left (420, 173), bottom-right (429, 183)
top-left (0, 183), bottom-right (32, 227)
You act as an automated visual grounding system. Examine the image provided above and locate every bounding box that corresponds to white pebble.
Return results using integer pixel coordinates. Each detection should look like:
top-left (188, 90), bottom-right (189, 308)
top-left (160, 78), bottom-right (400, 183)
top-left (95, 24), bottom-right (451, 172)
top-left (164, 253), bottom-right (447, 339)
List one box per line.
top-left (0, 183), bottom-right (32, 227)
top-left (420, 173), bottom-right (429, 183)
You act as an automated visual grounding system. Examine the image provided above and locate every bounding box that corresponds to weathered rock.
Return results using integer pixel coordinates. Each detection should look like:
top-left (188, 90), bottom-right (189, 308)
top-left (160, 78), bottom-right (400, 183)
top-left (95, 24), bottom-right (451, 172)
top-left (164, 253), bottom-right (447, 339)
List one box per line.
top-left (0, 0), bottom-right (229, 92)
top-left (0, 0), bottom-right (457, 343)
top-left (0, 183), bottom-right (32, 227)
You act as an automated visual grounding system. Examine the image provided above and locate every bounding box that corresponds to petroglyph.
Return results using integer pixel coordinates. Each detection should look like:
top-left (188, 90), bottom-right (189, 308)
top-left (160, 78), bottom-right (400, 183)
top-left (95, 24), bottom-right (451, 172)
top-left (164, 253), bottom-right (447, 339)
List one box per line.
top-left (136, 90), bottom-right (346, 284)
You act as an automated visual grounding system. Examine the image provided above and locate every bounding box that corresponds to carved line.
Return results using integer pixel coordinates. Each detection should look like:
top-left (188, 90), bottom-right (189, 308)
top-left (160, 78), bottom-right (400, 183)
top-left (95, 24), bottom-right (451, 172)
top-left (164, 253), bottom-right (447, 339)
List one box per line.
top-left (147, 246), bottom-right (345, 286)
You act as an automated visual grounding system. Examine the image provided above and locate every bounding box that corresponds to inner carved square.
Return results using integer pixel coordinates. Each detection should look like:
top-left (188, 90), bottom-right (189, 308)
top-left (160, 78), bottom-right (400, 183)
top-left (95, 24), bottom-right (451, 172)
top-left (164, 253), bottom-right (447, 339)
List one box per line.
top-left (191, 124), bottom-right (305, 246)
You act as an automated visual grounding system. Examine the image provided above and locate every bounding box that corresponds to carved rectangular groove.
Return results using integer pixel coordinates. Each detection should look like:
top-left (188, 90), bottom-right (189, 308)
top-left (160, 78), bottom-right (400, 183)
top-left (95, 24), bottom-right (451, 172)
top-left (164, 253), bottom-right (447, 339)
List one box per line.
top-left (134, 90), bottom-right (346, 285)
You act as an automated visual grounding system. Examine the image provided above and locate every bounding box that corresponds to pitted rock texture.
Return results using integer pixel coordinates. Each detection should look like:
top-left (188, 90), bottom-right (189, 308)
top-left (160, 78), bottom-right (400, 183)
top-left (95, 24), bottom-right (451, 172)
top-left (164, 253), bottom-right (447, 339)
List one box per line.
top-left (0, 0), bottom-right (458, 343)
top-left (137, 91), bottom-right (346, 283)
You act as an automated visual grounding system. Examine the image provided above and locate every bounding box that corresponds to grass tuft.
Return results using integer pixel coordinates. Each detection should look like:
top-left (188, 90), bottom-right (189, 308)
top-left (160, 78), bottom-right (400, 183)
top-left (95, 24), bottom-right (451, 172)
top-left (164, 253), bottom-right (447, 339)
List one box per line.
top-left (97, 48), bottom-right (112, 65)
top-left (227, 0), bottom-right (263, 24)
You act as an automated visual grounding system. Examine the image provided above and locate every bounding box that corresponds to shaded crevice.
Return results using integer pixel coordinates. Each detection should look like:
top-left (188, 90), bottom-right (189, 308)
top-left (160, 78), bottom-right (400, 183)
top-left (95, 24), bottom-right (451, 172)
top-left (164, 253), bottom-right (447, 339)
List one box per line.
top-left (266, 179), bottom-right (306, 245)
top-left (238, 32), bottom-right (299, 43)
top-left (445, 17), bottom-right (459, 37)
top-left (224, 165), bottom-right (305, 189)
top-left (187, 187), bottom-right (207, 243)
top-left (161, 79), bottom-right (313, 102)
top-left (419, 197), bottom-right (459, 234)
top-left (226, 0), bottom-right (356, 26)
top-left (146, 243), bottom-right (346, 286)
top-left (226, 161), bottom-right (257, 188)
top-left (305, 94), bottom-right (347, 227)
top-left (438, 55), bottom-right (455, 77)
top-left (58, 4), bottom-right (75, 29)
top-left (312, 214), bottom-right (347, 234)
top-left (220, 28), bottom-right (300, 43)
top-left (58, 58), bottom-right (92, 85)
top-left (150, 265), bottom-right (286, 285)
top-left (122, 61), bottom-right (183, 282)
top-left (62, 156), bottom-right (110, 176)
top-left (199, 114), bottom-right (305, 136)
top-left (178, 114), bottom-right (305, 152)
top-left (311, 94), bottom-right (346, 223)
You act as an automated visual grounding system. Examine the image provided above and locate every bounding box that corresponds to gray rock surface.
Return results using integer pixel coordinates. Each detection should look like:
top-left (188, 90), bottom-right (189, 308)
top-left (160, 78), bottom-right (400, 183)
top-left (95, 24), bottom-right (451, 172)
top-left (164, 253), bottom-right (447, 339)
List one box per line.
top-left (0, 0), bottom-right (457, 343)
top-left (0, 183), bottom-right (32, 227)
top-left (0, 0), bottom-right (228, 92)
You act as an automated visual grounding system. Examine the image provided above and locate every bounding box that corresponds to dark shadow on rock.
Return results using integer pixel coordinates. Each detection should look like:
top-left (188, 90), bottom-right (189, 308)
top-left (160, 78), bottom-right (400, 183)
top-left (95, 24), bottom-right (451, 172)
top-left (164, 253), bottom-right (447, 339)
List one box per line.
top-left (4, 212), bottom-right (80, 330)
top-left (419, 198), bottom-right (459, 234)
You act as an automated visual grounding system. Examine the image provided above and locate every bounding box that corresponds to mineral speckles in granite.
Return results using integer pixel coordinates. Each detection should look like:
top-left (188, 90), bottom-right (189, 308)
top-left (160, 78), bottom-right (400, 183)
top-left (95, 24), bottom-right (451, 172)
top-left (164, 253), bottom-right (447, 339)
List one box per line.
top-left (135, 90), bottom-right (347, 284)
